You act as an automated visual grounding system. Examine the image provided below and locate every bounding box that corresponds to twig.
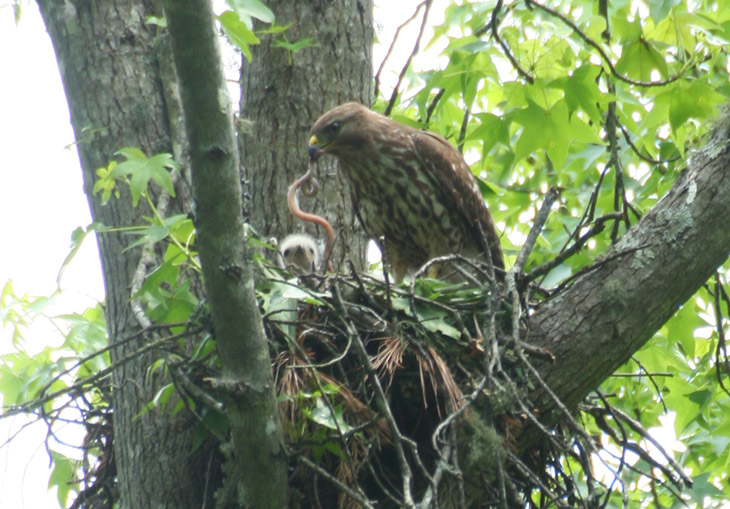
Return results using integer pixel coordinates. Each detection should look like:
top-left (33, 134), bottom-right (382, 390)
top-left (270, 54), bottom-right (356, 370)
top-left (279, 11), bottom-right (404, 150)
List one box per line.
top-left (4, 327), bottom-right (198, 419)
top-left (298, 455), bottom-right (375, 509)
top-left (515, 346), bottom-right (599, 452)
top-left (485, 0), bottom-right (535, 84)
top-left (506, 452), bottom-right (570, 507)
top-left (34, 322), bottom-right (193, 401)
top-left (524, 212), bottom-right (627, 283)
top-left (619, 123), bottom-right (681, 166)
top-left (514, 187), bottom-right (559, 275)
top-left (630, 357), bottom-right (669, 413)
top-left (591, 391), bottom-right (631, 481)
top-left (505, 189), bottom-right (557, 357)
top-left (457, 107), bottom-right (470, 154)
top-left (529, 0), bottom-right (683, 87)
top-left (374, 1), bottom-right (428, 100)
top-left (605, 101), bottom-right (631, 241)
top-left (424, 88), bottom-right (445, 124)
top-left (548, 244), bottom-right (649, 294)
top-left (713, 274), bottom-right (730, 397)
top-left (279, 319), bottom-right (361, 483)
top-left (604, 405), bottom-right (693, 488)
top-left (384, 0), bottom-right (434, 117)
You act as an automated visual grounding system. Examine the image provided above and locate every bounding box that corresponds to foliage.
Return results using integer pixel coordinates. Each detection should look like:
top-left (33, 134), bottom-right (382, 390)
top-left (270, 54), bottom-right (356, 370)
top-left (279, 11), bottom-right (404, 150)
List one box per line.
top-left (3, 0), bottom-right (730, 507)
top-left (0, 281), bottom-right (109, 507)
top-left (218, 0), bottom-right (316, 64)
top-left (372, 0), bottom-right (730, 505)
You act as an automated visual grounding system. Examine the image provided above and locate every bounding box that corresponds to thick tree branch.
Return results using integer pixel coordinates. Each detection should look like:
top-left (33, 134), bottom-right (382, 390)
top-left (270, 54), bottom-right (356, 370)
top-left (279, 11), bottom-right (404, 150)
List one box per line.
top-left (162, 0), bottom-right (287, 506)
top-left (521, 111), bottom-right (730, 449)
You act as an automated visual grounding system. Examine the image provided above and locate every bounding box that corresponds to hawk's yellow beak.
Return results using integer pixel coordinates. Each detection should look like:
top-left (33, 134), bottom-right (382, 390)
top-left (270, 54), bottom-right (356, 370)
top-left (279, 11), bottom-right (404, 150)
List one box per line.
top-left (308, 135), bottom-right (324, 161)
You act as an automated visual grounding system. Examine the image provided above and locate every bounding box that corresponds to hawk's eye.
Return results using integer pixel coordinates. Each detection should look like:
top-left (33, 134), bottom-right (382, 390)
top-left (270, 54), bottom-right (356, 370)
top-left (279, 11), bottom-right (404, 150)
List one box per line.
top-left (308, 247), bottom-right (315, 254)
top-left (326, 121), bottom-right (340, 135)
top-left (283, 248), bottom-right (291, 257)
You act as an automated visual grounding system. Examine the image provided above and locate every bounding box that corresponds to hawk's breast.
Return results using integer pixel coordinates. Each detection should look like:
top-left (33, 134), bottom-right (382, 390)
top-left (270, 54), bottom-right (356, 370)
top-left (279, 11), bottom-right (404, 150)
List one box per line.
top-left (341, 148), bottom-right (470, 269)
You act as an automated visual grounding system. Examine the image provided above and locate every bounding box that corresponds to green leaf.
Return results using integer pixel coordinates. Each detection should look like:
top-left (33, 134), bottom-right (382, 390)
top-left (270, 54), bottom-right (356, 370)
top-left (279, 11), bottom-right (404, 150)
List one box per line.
top-left (686, 388), bottom-right (713, 408)
top-left (123, 223), bottom-right (171, 252)
top-left (190, 335), bottom-right (216, 362)
top-left (467, 113), bottom-right (509, 155)
top-left (218, 10), bottom-right (261, 62)
top-left (306, 398), bottom-right (353, 433)
top-left (152, 383), bottom-right (176, 412)
top-left (548, 65), bottom-right (604, 123)
top-left (511, 99), bottom-right (572, 170)
top-left (111, 148), bottom-right (177, 206)
top-left (166, 214), bottom-right (196, 246)
top-left (686, 472), bottom-right (725, 501)
top-left (272, 37), bottom-right (318, 54)
top-left (12, 1), bottom-right (21, 24)
top-left (615, 38), bottom-right (668, 81)
top-left (57, 223), bottom-right (103, 287)
top-left (60, 305), bottom-right (108, 356)
top-left (93, 160), bottom-right (120, 204)
top-left (256, 22), bottom-right (293, 35)
top-left (226, 0), bottom-right (275, 28)
top-left (666, 298), bottom-right (702, 356)
top-left (612, 12), bottom-right (643, 42)
top-left (390, 295), bottom-right (462, 339)
top-left (0, 361), bottom-right (24, 406)
top-left (48, 450), bottom-right (77, 507)
top-left (661, 81), bottom-right (727, 138)
top-left (145, 14), bottom-right (167, 28)
top-left (645, 0), bottom-right (681, 24)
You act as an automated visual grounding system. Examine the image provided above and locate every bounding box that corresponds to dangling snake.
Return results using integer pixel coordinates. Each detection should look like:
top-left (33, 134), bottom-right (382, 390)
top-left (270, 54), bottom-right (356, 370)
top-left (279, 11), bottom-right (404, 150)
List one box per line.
top-left (286, 160), bottom-right (335, 271)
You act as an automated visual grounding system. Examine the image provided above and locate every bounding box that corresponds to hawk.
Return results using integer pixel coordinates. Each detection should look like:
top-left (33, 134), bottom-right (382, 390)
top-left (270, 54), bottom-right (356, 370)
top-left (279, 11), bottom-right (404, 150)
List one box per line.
top-left (277, 233), bottom-right (321, 274)
top-left (308, 102), bottom-right (504, 283)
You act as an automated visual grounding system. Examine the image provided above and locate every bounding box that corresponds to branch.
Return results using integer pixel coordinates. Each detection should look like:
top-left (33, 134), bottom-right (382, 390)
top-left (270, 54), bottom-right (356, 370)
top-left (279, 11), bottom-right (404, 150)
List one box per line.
top-left (298, 456), bottom-right (376, 509)
top-left (162, 0), bottom-right (287, 505)
top-left (619, 122), bottom-right (681, 166)
top-left (518, 109), bottom-right (730, 451)
top-left (524, 212), bottom-right (623, 283)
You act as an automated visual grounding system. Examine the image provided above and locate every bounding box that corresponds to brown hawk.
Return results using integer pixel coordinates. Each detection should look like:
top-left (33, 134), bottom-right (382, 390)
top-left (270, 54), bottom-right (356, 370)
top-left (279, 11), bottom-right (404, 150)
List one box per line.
top-left (308, 102), bottom-right (504, 283)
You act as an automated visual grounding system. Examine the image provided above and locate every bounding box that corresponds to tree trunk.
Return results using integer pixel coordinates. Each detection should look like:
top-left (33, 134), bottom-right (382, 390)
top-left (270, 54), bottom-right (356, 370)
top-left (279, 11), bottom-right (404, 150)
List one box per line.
top-left (240, 0), bottom-right (373, 270)
top-left (36, 1), bottom-right (210, 507)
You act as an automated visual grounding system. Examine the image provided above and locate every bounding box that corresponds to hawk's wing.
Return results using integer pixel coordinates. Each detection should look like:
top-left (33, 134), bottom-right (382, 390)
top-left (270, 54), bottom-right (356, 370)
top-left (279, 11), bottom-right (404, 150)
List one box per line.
top-left (410, 130), bottom-right (504, 270)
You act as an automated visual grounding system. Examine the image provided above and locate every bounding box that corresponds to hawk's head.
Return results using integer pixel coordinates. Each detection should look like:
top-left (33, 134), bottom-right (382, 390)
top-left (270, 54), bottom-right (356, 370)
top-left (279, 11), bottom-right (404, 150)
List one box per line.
top-left (308, 102), bottom-right (371, 161)
top-left (277, 233), bottom-right (321, 274)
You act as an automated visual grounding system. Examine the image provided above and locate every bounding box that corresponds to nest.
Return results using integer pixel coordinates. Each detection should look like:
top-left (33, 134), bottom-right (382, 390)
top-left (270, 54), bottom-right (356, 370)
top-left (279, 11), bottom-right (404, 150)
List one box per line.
top-left (254, 243), bottom-right (693, 508)
top-left (259, 255), bottom-right (549, 508)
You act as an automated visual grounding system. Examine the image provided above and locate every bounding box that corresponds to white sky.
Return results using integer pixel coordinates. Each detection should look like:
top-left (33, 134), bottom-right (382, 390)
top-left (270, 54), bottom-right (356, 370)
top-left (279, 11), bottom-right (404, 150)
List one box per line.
top-left (0, 2), bottom-right (104, 507)
top-left (0, 1), bottom-right (435, 506)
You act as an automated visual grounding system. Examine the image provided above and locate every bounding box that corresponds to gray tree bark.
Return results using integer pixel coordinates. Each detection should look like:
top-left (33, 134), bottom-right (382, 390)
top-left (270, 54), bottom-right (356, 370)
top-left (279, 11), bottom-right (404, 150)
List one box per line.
top-left (36, 1), bottom-right (209, 507)
top-left (239, 0), bottom-right (373, 271)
